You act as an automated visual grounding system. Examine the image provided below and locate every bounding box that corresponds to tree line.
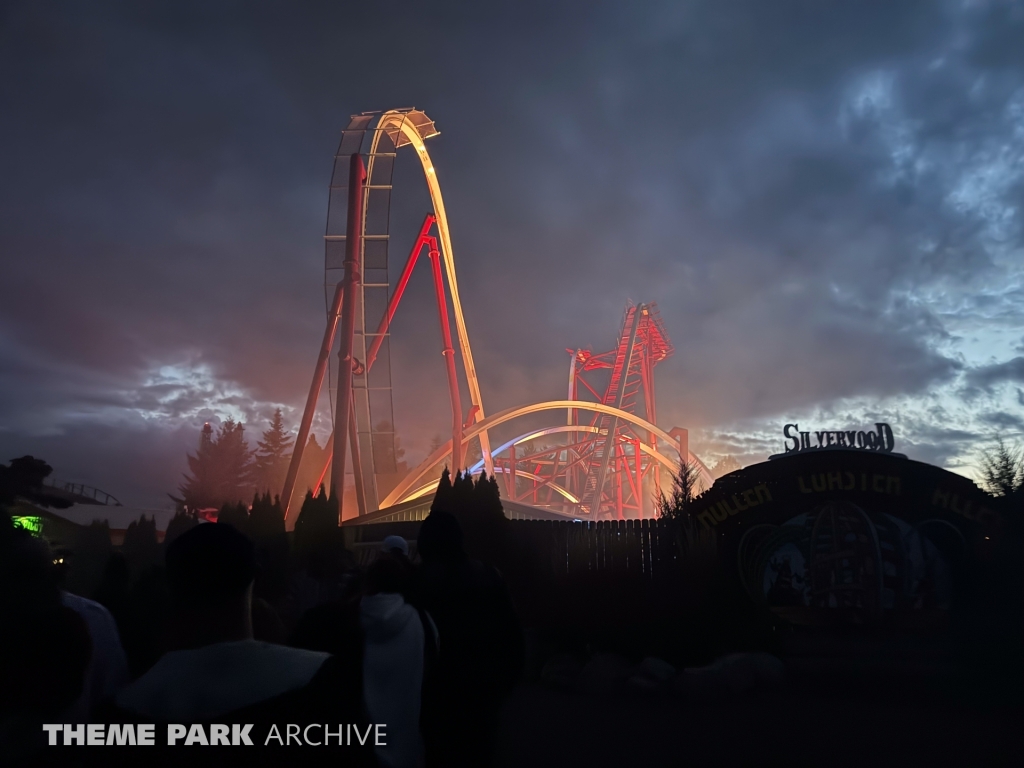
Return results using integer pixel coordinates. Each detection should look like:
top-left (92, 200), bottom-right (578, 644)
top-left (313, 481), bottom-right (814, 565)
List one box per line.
top-left (171, 411), bottom-right (409, 514)
top-left (171, 409), bottom-right (293, 512)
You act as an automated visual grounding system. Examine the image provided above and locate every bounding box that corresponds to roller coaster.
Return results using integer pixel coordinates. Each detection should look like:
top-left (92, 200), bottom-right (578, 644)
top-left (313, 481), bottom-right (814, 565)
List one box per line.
top-left (281, 108), bottom-right (713, 522)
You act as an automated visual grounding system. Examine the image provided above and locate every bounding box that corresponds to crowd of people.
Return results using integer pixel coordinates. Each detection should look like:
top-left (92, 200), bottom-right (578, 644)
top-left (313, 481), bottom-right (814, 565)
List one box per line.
top-left (0, 474), bottom-right (524, 768)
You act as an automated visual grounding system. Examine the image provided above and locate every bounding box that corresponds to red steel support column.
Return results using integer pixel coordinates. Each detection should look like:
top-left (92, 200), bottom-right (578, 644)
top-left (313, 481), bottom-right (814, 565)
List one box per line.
top-left (428, 241), bottom-right (463, 472)
top-left (364, 214), bottom-right (435, 372)
top-left (281, 281), bottom-right (344, 521)
top-left (308, 395), bottom-right (365, 522)
top-left (332, 154), bottom-right (366, 522)
top-left (645, 354), bottom-right (661, 498)
top-left (313, 435), bottom-right (332, 499)
top-left (348, 394), bottom-right (367, 519)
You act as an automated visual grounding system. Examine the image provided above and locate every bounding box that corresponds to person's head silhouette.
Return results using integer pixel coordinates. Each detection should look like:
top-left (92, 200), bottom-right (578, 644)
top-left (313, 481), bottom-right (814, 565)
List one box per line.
top-left (165, 523), bottom-right (256, 648)
top-left (365, 552), bottom-right (408, 596)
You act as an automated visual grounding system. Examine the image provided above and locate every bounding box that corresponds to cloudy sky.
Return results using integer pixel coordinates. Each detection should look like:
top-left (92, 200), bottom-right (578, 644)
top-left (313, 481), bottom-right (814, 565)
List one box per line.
top-left (2, 0), bottom-right (1023, 508)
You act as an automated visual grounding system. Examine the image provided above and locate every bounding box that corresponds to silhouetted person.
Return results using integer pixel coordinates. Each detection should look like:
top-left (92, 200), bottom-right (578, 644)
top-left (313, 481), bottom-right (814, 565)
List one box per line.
top-left (380, 535), bottom-right (417, 602)
top-left (0, 527), bottom-right (92, 763)
top-left (415, 511), bottom-right (523, 767)
top-left (361, 553), bottom-right (438, 768)
top-left (111, 523), bottom-right (373, 766)
top-left (93, 552), bottom-right (131, 619)
top-left (60, 588), bottom-right (129, 722)
top-left (251, 595), bottom-right (288, 644)
top-left (382, 534), bottom-right (409, 556)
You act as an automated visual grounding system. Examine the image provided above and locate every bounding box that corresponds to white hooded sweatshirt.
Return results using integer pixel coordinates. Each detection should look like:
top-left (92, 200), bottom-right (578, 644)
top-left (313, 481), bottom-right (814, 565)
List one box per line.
top-left (360, 593), bottom-right (430, 768)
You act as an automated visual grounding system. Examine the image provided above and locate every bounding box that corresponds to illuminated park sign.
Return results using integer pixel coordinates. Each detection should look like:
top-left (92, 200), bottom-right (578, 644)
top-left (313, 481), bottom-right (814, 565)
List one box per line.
top-left (11, 515), bottom-right (43, 535)
top-left (779, 422), bottom-right (896, 455)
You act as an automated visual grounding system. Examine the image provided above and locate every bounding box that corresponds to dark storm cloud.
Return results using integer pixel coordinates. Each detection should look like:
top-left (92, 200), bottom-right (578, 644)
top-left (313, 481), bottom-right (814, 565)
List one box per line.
top-left (1, 0), bottom-right (1023, 504)
top-left (965, 357), bottom-right (1024, 391)
top-left (978, 409), bottom-right (1024, 431)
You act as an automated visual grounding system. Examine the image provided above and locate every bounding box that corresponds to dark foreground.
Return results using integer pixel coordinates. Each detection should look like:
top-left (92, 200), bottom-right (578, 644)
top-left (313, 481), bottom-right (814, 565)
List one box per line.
top-left (495, 672), bottom-right (1024, 767)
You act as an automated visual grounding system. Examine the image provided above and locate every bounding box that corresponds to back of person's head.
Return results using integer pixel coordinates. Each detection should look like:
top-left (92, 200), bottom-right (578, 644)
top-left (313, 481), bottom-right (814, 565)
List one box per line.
top-left (0, 528), bottom-right (59, 614)
top-left (166, 522), bottom-right (255, 606)
top-left (365, 552), bottom-right (411, 596)
top-left (417, 510), bottom-right (466, 564)
top-left (0, 529), bottom-right (91, 718)
top-left (381, 534), bottom-right (408, 557)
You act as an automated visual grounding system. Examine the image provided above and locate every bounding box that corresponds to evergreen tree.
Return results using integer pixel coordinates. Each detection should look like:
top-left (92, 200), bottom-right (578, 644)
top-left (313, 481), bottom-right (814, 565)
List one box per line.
top-left (122, 515), bottom-right (160, 576)
top-left (657, 459), bottom-right (718, 581)
top-left (474, 470), bottom-right (505, 520)
top-left (176, 420), bottom-right (253, 511)
top-left (211, 419), bottom-right (254, 505)
top-left (980, 438), bottom-right (1024, 498)
top-left (979, 438), bottom-right (1024, 530)
top-left (163, 510), bottom-right (199, 549)
top-left (176, 423), bottom-right (217, 510)
top-left (452, 470), bottom-right (474, 515)
top-left (293, 484), bottom-right (340, 557)
top-left (431, 467), bottom-right (454, 514)
top-left (250, 491), bottom-right (286, 540)
top-left (486, 472), bottom-right (505, 518)
top-left (655, 459), bottom-right (704, 522)
top-left (456, 471), bottom-right (509, 570)
top-left (217, 500), bottom-right (250, 537)
top-left (253, 409), bottom-right (293, 496)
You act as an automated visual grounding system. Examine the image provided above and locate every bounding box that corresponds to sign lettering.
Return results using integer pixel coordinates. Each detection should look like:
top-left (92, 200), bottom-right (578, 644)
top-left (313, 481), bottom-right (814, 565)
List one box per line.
top-left (782, 422), bottom-right (894, 455)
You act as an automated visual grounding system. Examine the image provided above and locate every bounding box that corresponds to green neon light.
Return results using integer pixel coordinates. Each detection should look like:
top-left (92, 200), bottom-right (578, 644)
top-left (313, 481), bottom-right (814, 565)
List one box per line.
top-left (11, 515), bottom-right (43, 535)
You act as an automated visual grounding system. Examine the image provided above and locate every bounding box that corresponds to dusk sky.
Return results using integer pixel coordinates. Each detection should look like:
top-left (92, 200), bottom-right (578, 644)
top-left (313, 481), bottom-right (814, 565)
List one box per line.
top-left (2, 1), bottom-right (1023, 509)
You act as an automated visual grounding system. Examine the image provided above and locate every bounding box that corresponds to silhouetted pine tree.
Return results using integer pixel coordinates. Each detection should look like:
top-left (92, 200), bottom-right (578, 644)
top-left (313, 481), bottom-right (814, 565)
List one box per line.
top-left (656, 459), bottom-right (718, 578)
top-left (294, 485), bottom-right (338, 555)
top-left (176, 423), bottom-right (217, 510)
top-left (655, 459), bottom-right (703, 522)
top-left (163, 510), bottom-right (199, 549)
top-left (250, 491), bottom-right (285, 539)
top-left (122, 515), bottom-right (160, 576)
top-left (979, 438), bottom-right (1024, 531)
top-left (476, 470), bottom-right (505, 520)
top-left (431, 467), bottom-right (454, 514)
top-left (452, 470), bottom-right (474, 515)
top-left (455, 471), bottom-right (509, 570)
top-left (253, 409), bottom-right (292, 496)
top-left (175, 420), bottom-right (254, 511)
top-left (980, 438), bottom-right (1024, 498)
top-left (217, 501), bottom-right (250, 537)
top-left (211, 420), bottom-right (254, 505)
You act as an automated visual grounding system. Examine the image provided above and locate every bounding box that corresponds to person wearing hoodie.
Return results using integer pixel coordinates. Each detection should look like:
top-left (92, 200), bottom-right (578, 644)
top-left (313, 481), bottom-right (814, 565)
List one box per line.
top-left (361, 553), bottom-right (437, 768)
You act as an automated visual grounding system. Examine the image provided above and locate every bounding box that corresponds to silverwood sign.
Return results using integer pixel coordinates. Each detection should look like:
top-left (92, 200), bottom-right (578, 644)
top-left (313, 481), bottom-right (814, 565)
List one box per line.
top-left (782, 422), bottom-right (895, 454)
